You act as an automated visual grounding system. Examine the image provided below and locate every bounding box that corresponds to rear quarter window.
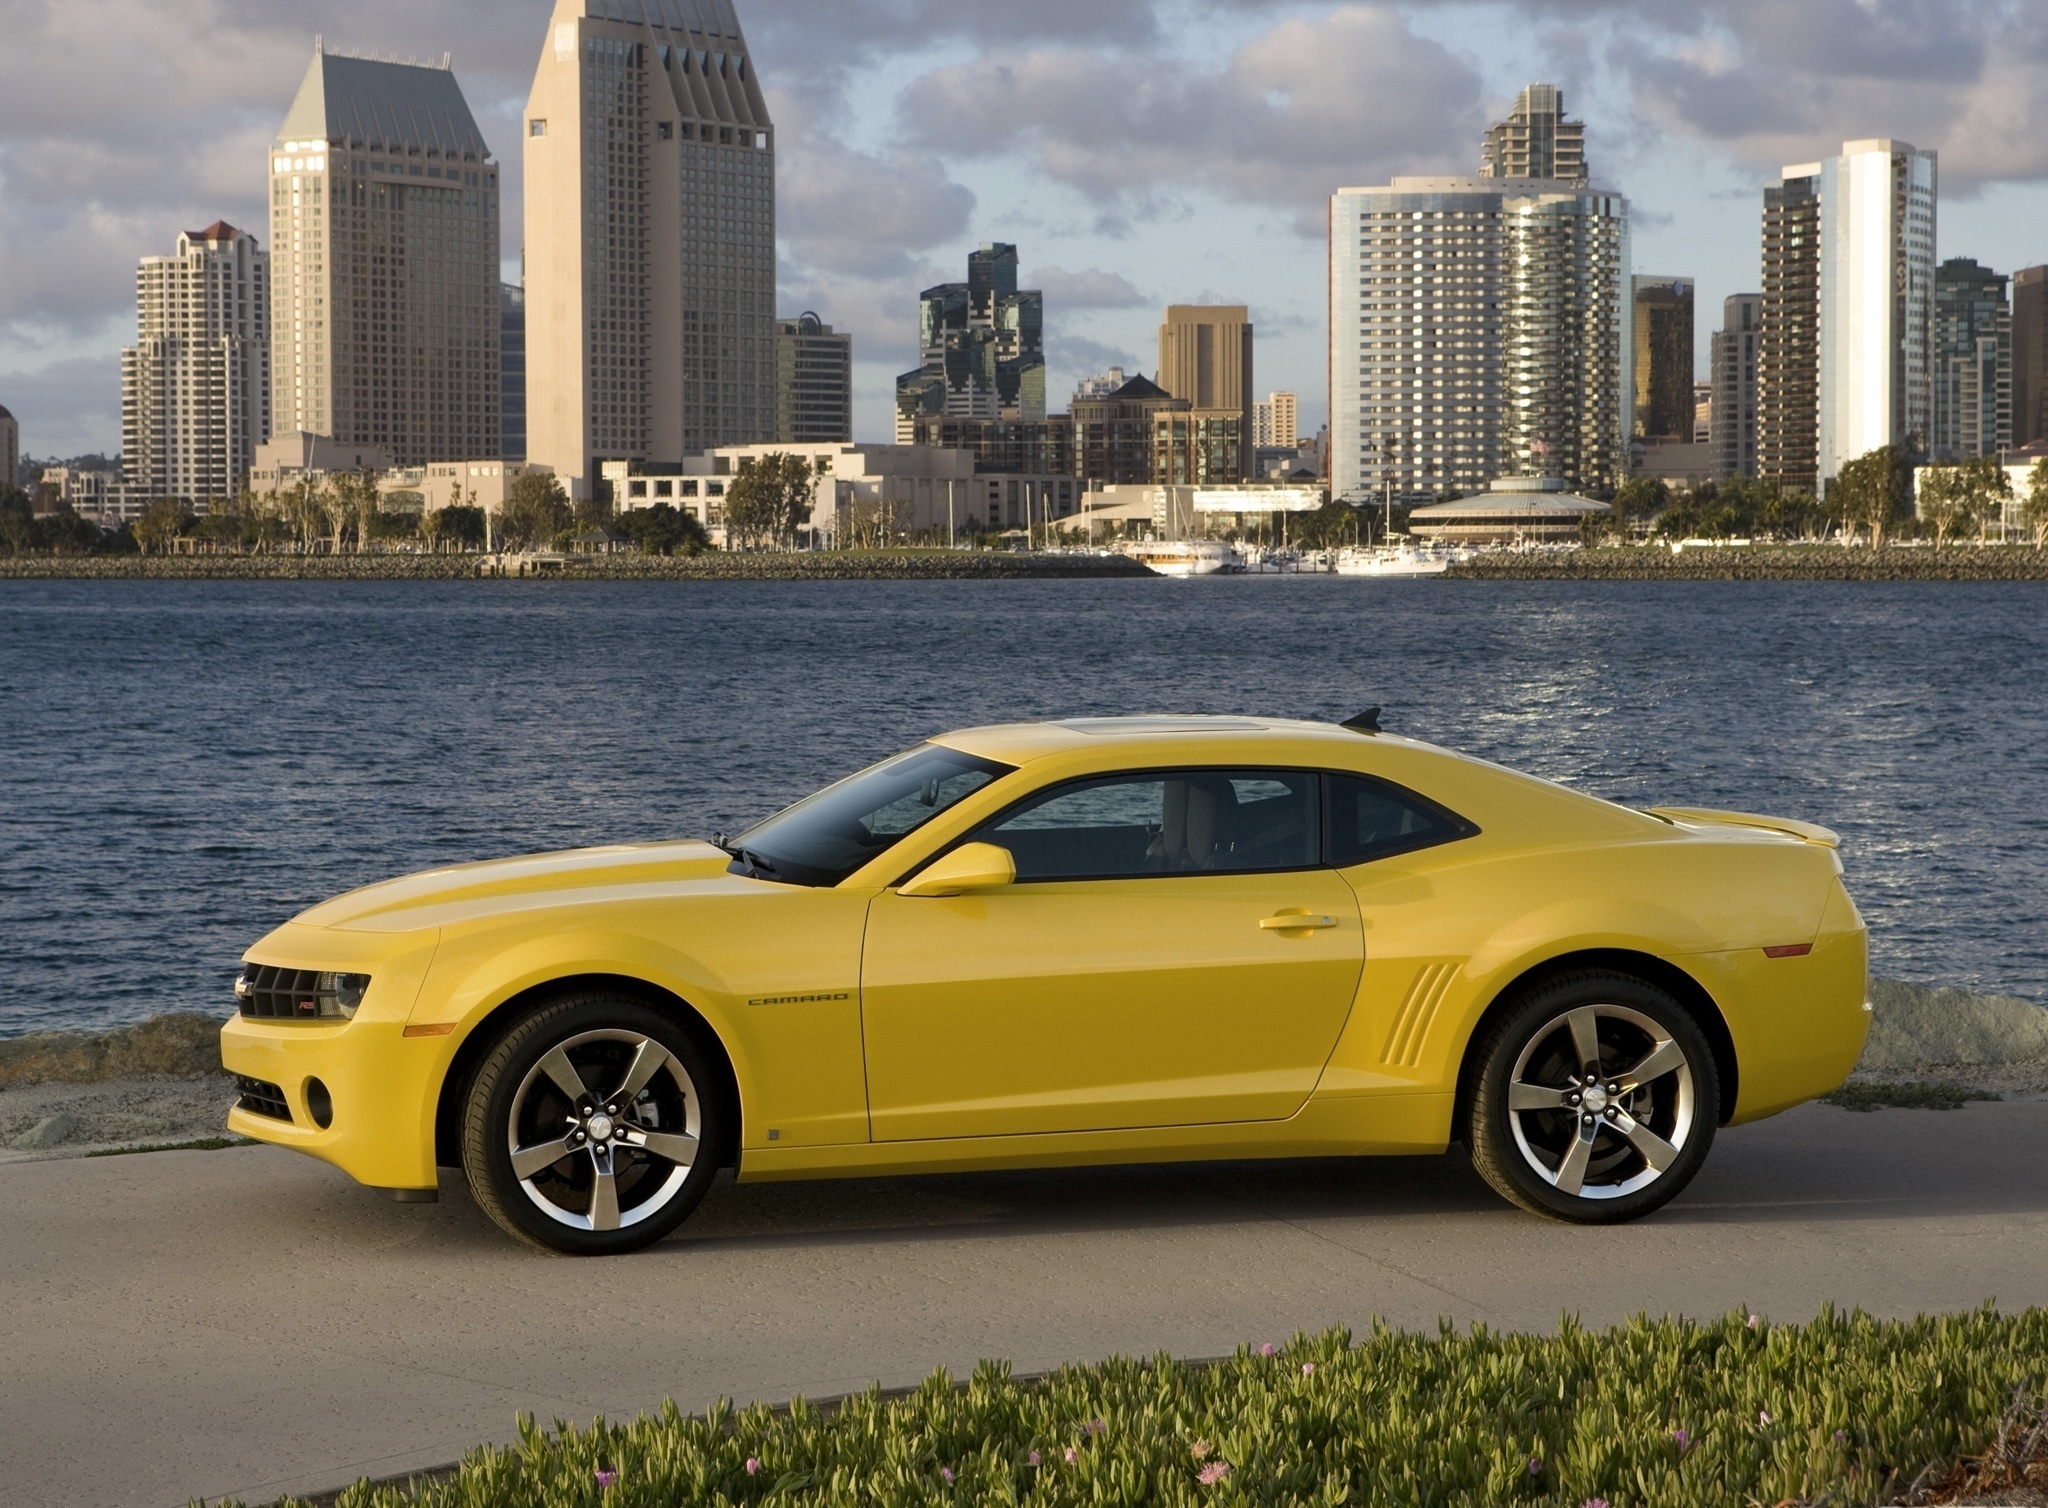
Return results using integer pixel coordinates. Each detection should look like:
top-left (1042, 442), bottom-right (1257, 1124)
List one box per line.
top-left (1326, 773), bottom-right (1478, 867)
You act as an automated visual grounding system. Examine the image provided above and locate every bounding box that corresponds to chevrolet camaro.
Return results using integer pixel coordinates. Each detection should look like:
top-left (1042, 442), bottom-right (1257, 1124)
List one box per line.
top-left (222, 715), bottom-right (1870, 1254)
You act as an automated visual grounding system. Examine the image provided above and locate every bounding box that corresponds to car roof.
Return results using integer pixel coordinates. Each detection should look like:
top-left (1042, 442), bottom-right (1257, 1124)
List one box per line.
top-left (932, 715), bottom-right (1428, 766)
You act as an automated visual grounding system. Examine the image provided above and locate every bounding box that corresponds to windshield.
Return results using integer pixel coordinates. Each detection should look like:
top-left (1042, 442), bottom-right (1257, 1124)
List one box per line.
top-left (728, 744), bottom-right (1014, 886)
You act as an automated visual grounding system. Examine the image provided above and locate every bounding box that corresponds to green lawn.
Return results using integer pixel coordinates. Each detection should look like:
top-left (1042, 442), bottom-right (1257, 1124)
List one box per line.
top-left (246, 1309), bottom-right (2048, 1506)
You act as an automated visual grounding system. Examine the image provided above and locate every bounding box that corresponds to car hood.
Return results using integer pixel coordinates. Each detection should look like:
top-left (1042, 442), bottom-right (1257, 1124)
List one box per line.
top-left (294, 840), bottom-right (739, 931)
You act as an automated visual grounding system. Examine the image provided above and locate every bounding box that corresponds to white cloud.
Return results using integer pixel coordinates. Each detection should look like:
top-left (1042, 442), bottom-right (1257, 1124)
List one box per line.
top-left (1031, 266), bottom-right (1149, 308)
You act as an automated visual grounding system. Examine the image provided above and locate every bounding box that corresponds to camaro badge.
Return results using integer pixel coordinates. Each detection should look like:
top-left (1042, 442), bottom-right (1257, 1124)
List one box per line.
top-left (747, 991), bottom-right (853, 1006)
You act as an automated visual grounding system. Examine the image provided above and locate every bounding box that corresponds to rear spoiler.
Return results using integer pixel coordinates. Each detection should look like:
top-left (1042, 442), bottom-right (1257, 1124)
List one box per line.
top-left (1647, 807), bottom-right (1841, 850)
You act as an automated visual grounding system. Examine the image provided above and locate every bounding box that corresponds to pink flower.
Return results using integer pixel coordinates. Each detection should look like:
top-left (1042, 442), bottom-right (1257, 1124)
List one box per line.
top-left (1834, 1430), bottom-right (1846, 1444)
top-left (1759, 1410), bottom-right (1774, 1426)
top-left (1529, 1458), bottom-right (1543, 1476)
top-left (1088, 1418), bottom-right (1107, 1437)
top-left (594, 1469), bottom-right (618, 1490)
top-left (1064, 1448), bottom-right (1078, 1465)
top-left (1199, 1462), bottom-right (1231, 1485)
top-left (1671, 1428), bottom-right (1691, 1452)
top-left (1190, 1439), bottom-right (1211, 1462)
top-left (1260, 1343), bottom-right (1275, 1357)
top-left (1747, 1313), bottom-right (1760, 1329)
top-left (1028, 1451), bottom-right (1041, 1467)
top-left (745, 1458), bottom-right (760, 1476)
top-left (940, 1467), bottom-right (954, 1484)
top-left (1582, 1499), bottom-right (1611, 1508)
top-left (1301, 1362), bottom-right (1316, 1377)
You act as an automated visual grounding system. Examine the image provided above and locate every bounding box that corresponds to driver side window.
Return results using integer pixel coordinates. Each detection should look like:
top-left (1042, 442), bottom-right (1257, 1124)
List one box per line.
top-left (971, 770), bottom-right (1320, 881)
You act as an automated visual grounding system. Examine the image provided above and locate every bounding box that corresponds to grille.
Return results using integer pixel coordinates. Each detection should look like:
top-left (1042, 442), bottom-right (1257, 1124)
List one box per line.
top-left (235, 1075), bottom-right (292, 1122)
top-left (238, 965), bottom-right (325, 1020)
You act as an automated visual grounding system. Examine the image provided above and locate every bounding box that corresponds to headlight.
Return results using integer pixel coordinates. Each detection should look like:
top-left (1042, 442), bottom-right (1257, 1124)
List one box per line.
top-left (321, 972), bottom-right (372, 1018)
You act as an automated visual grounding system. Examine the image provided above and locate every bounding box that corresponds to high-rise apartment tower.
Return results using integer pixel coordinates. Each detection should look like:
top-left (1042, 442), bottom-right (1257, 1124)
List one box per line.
top-left (121, 222), bottom-right (270, 504)
top-left (0, 406), bottom-right (17, 495)
top-left (1631, 276), bottom-right (1694, 440)
top-left (2016, 267), bottom-right (2048, 447)
top-left (776, 313), bottom-right (852, 444)
top-left (525, 0), bottom-right (777, 495)
top-left (1931, 258), bottom-right (2010, 462)
top-left (501, 283), bottom-right (527, 462)
top-left (272, 46), bottom-right (501, 467)
top-left (1710, 294), bottom-right (1762, 480)
top-left (1156, 305), bottom-right (1252, 484)
top-left (1758, 169), bottom-right (1820, 492)
top-left (1479, 84), bottom-right (1587, 184)
top-left (896, 245), bottom-right (1045, 439)
top-left (1254, 392), bottom-right (1298, 449)
top-left (1330, 170), bottom-right (1630, 502)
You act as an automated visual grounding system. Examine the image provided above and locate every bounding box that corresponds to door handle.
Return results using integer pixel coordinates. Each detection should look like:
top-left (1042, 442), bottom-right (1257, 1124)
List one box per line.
top-left (1261, 912), bottom-right (1338, 930)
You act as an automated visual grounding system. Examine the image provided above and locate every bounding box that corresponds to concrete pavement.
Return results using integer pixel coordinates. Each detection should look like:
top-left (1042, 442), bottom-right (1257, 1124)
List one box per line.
top-left (3, 1100), bottom-right (2046, 1508)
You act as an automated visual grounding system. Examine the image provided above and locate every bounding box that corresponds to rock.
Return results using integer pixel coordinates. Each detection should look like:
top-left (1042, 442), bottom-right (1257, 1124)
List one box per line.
top-left (1860, 979), bottom-right (2048, 1071)
top-left (0, 1013), bottom-right (225, 1089)
top-left (13, 1114), bottom-right (80, 1150)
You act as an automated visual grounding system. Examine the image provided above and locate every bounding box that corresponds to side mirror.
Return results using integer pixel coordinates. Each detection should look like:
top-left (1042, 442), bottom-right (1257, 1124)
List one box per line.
top-left (897, 842), bottom-right (1017, 898)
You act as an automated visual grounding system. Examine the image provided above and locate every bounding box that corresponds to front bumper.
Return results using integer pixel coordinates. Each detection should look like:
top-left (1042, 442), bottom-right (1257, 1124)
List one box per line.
top-left (221, 1014), bottom-right (447, 1192)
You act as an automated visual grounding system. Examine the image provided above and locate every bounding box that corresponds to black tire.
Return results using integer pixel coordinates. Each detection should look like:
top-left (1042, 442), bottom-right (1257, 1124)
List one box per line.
top-left (461, 992), bottom-right (726, 1255)
top-left (1467, 970), bottom-right (1718, 1224)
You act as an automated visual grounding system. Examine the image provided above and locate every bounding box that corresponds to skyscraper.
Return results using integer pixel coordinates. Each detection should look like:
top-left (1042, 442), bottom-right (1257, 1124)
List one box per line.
top-left (501, 283), bottom-right (527, 462)
top-left (1631, 276), bottom-right (1694, 440)
top-left (1254, 392), bottom-right (1298, 449)
top-left (895, 245), bottom-right (1045, 440)
top-left (524, 0), bottom-right (777, 496)
top-left (0, 405), bottom-right (17, 494)
top-left (1816, 140), bottom-right (1937, 489)
top-left (1710, 294), bottom-right (1763, 480)
top-left (1930, 258), bottom-right (2010, 462)
top-left (1479, 84), bottom-right (1587, 184)
top-left (1330, 170), bottom-right (1630, 503)
top-left (121, 222), bottom-right (270, 504)
top-left (776, 313), bottom-right (852, 443)
top-left (1758, 168), bottom-right (1820, 492)
top-left (2017, 267), bottom-right (2048, 447)
top-left (272, 46), bottom-right (501, 467)
top-left (1156, 306), bottom-right (1252, 484)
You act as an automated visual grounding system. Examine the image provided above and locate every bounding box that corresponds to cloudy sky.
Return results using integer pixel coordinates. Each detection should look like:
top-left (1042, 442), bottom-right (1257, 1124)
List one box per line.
top-left (2, 0), bottom-right (2046, 457)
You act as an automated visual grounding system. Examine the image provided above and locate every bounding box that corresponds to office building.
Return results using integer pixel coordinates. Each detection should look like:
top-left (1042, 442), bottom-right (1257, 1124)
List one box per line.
top-left (2017, 267), bottom-right (2048, 446)
top-left (1930, 258), bottom-right (2010, 462)
top-left (1156, 305), bottom-right (1253, 481)
top-left (501, 283), bottom-right (526, 462)
top-left (1072, 373), bottom-right (1187, 486)
top-left (524, 0), bottom-right (777, 496)
top-left (1154, 411), bottom-right (1244, 487)
top-left (120, 222), bottom-right (270, 505)
top-left (1073, 367), bottom-right (1129, 403)
top-left (0, 405), bottom-right (16, 494)
top-left (776, 312), bottom-right (852, 444)
top-left (896, 244), bottom-right (1045, 439)
top-left (1479, 84), bottom-right (1587, 183)
top-left (1329, 171), bottom-right (1630, 503)
top-left (909, 415), bottom-right (1075, 478)
top-left (1254, 392), bottom-right (1298, 449)
top-left (272, 46), bottom-right (500, 468)
top-left (1758, 169), bottom-right (1820, 492)
top-left (1631, 277), bottom-right (1694, 440)
top-left (1694, 382), bottom-right (1713, 443)
top-left (1711, 294), bottom-right (1763, 479)
top-left (1816, 140), bottom-right (1937, 489)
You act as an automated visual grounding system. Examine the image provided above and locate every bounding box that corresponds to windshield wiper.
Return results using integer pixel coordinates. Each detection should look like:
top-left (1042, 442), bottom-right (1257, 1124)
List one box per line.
top-left (712, 835), bottom-right (782, 878)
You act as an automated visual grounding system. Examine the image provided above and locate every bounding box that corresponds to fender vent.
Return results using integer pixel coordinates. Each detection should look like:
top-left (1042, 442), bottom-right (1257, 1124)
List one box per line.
top-left (1382, 963), bottom-right (1456, 1068)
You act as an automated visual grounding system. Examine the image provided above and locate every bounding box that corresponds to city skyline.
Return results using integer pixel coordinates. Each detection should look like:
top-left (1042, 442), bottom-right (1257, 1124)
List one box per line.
top-left (3, 0), bottom-right (2048, 458)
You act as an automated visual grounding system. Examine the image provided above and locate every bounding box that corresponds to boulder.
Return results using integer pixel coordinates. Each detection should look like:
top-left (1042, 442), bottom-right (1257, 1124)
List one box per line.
top-left (0, 1013), bottom-right (225, 1089)
top-left (12, 1114), bottom-right (80, 1150)
top-left (1860, 979), bottom-right (2048, 1071)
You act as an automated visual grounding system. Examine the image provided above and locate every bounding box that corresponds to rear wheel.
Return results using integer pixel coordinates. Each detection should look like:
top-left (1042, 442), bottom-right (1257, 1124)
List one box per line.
top-left (461, 993), bottom-right (724, 1255)
top-left (1468, 971), bottom-right (1718, 1224)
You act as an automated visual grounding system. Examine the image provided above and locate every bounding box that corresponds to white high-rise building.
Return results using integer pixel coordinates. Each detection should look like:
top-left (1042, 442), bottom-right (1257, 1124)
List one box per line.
top-left (524, 0), bottom-right (777, 497)
top-left (1254, 392), bottom-right (1298, 449)
top-left (1329, 177), bottom-right (1630, 503)
top-left (120, 223), bottom-right (270, 504)
top-left (1816, 139), bottom-right (1936, 489)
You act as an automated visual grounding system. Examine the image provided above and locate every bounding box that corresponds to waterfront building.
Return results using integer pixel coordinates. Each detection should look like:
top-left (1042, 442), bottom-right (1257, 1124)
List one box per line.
top-left (1479, 84), bottom-right (1587, 184)
top-left (2017, 267), bottom-right (2048, 445)
top-left (776, 313), bottom-right (853, 444)
top-left (1931, 258), bottom-right (2010, 462)
top-left (909, 415), bottom-right (1075, 478)
top-left (1072, 374), bottom-right (1187, 486)
top-left (249, 432), bottom-right (394, 492)
top-left (502, 284), bottom-right (526, 462)
top-left (377, 460), bottom-right (551, 515)
top-left (1254, 391), bottom-right (1298, 449)
top-left (524, 0), bottom-right (777, 497)
top-left (1759, 169), bottom-right (1820, 492)
top-left (1711, 294), bottom-right (1763, 479)
top-left (1073, 367), bottom-right (1129, 403)
top-left (1154, 411), bottom-right (1245, 487)
top-left (896, 244), bottom-right (1046, 440)
top-left (1815, 139), bottom-right (1937, 490)
top-left (273, 46), bottom-right (500, 468)
top-left (43, 466), bottom-right (126, 522)
top-left (1407, 476), bottom-right (1610, 544)
top-left (1631, 277), bottom-right (1693, 441)
top-left (121, 222), bottom-right (270, 505)
top-left (1329, 171), bottom-right (1630, 503)
top-left (0, 405), bottom-right (16, 494)
top-left (1157, 305), bottom-right (1253, 481)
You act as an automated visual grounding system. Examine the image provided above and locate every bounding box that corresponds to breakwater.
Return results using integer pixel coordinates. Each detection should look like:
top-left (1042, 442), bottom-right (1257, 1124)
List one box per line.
top-left (0, 551), bottom-right (1156, 582)
top-left (1447, 545), bottom-right (2048, 581)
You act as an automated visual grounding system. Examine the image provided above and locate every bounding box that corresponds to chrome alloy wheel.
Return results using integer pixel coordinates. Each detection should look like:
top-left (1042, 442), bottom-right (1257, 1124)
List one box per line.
top-left (506, 1029), bottom-right (701, 1233)
top-left (1505, 1003), bottom-right (1696, 1200)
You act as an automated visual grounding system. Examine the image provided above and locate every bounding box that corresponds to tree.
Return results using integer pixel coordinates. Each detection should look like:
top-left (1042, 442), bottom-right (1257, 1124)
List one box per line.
top-left (1611, 477), bottom-right (1670, 539)
top-left (724, 453), bottom-right (815, 549)
top-left (133, 498), bottom-right (194, 555)
top-left (613, 501), bottom-right (709, 557)
top-left (1916, 465), bottom-right (1974, 548)
top-left (501, 471), bottom-right (573, 550)
top-left (2024, 458), bottom-right (2048, 547)
top-left (1961, 456), bottom-right (2013, 542)
top-left (0, 489), bottom-right (35, 555)
top-left (435, 504), bottom-right (488, 551)
top-left (1829, 445), bottom-right (1910, 547)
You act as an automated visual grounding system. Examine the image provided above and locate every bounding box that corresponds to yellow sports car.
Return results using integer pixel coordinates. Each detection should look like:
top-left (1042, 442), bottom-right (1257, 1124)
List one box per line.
top-left (222, 715), bottom-right (1869, 1255)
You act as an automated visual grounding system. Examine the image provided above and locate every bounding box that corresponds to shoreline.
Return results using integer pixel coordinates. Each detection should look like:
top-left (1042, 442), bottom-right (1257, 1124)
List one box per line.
top-left (0, 551), bottom-right (1156, 582)
top-left (1445, 544), bottom-right (2048, 581)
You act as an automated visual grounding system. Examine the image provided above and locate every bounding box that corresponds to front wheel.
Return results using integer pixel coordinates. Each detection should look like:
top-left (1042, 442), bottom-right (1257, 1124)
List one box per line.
top-left (1467, 971), bottom-right (1719, 1224)
top-left (461, 993), bottom-right (725, 1254)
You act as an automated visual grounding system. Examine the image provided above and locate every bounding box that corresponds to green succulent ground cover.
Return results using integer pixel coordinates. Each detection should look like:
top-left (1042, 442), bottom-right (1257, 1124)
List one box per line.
top-left (249, 1309), bottom-right (2048, 1508)
top-left (1821, 1081), bottom-right (2005, 1113)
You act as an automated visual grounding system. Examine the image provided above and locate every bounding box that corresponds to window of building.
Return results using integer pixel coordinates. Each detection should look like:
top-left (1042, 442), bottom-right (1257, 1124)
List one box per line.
top-left (530, 120), bottom-right (547, 137)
